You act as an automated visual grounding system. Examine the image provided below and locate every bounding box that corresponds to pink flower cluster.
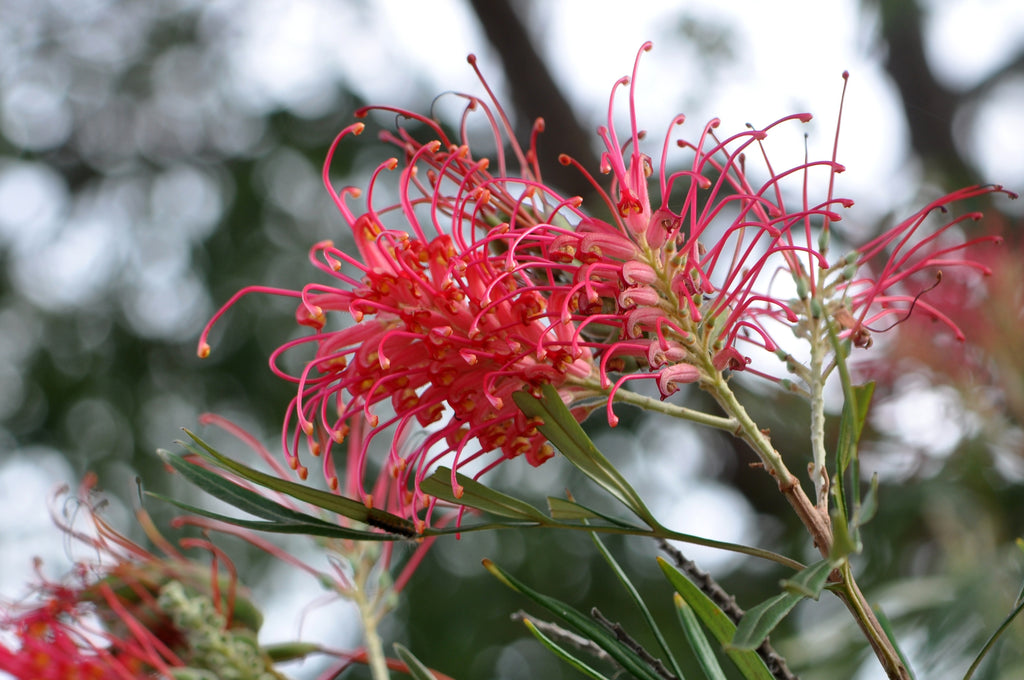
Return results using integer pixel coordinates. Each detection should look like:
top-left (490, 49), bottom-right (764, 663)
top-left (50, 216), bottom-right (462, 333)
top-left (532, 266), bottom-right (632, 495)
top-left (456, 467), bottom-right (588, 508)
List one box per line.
top-left (200, 43), bottom-right (1012, 523)
top-left (0, 476), bottom-right (250, 679)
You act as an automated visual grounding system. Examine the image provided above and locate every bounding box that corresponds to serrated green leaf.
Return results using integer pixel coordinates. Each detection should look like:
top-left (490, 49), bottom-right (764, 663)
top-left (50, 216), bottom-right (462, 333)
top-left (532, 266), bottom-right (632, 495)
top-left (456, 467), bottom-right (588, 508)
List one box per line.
top-left (521, 618), bottom-right (613, 680)
top-left (513, 385), bottom-right (656, 526)
top-left (393, 642), bottom-right (439, 680)
top-left (673, 593), bottom-right (728, 680)
top-left (484, 559), bottom-right (663, 680)
top-left (420, 467), bottom-right (548, 522)
top-left (730, 559), bottom-right (833, 651)
top-left (657, 557), bottom-right (775, 680)
top-left (179, 430), bottom-right (416, 536)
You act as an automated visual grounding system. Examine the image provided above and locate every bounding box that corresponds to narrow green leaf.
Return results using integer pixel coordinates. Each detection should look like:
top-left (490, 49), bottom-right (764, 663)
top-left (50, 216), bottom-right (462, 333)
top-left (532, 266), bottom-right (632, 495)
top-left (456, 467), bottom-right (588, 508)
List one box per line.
top-left (420, 467), bottom-right (548, 522)
top-left (263, 642), bottom-right (321, 663)
top-left (521, 618), bottom-right (614, 680)
top-left (590, 533), bottom-right (683, 680)
top-left (873, 605), bottom-right (916, 680)
top-left (513, 386), bottom-right (657, 526)
top-left (179, 430), bottom-right (417, 536)
top-left (836, 381), bottom-right (875, 476)
top-left (545, 498), bottom-right (636, 528)
top-left (828, 513), bottom-right (860, 561)
top-left (963, 576), bottom-right (1024, 679)
top-left (146, 491), bottom-right (398, 541)
top-left (730, 559), bottom-right (833, 651)
top-left (673, 593), bottom-right (728, 680)
top-left (852, 473), bottom-right (879, 529)
top-left (779, 558), bottom-right (833, 599)
top-left (728, 592), bottom-right (798, 652)
top-left (657, 557), bottom-right (775, 680)
top-left (827, 316), bottom-right (874, 529)
top-left (393, 642), bottom-right (439, 680)
top-left (547, 497), bottom-right (603, 521)
top-left (158, 450), bottom-right (350, 529)
top-left (484, 559), bottom-right (663, 680)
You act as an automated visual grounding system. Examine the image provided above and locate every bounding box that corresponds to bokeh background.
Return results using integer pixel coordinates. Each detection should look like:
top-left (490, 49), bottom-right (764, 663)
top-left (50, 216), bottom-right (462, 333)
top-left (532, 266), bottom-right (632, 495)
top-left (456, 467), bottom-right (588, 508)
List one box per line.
top-left (1, 0), bottom-right (1023, 678)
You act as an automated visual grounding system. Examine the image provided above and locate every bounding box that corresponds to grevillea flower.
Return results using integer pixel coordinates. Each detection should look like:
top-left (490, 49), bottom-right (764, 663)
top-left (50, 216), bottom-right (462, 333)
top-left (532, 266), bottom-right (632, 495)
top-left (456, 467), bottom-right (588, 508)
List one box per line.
top-left (200, 55), bottom-right (604, 520)
top-left (0, 475), bottom-right (267, 680)
top-left (200, 42), bottom-right (1013, 521)
top-left (503, 43), bottom-right (1014, 399)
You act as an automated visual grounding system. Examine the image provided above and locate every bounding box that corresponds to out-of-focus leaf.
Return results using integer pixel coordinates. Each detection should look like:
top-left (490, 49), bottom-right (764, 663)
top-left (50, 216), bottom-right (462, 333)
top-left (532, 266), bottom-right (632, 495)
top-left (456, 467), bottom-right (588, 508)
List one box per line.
top-left (657, 557), bottom-right (775, 680)
top-left (263, 642), bottom-right (321, 663)
top-left (521, 618), bottom-right (613, 680)
top-left (730, 559), bottom-right (833, 651)
top-left (513, 385), bottom-right (657, 526)
top-left (673, 593), bottom-right (728, 680)
top-left (963, 540), bottom-right (1024, 680)
top-left (393, 643), bottom-right (439, 680)
top-left (420, 466), bottom-right (548, 522)
top-left (484, 559), bottom-right (663, 680)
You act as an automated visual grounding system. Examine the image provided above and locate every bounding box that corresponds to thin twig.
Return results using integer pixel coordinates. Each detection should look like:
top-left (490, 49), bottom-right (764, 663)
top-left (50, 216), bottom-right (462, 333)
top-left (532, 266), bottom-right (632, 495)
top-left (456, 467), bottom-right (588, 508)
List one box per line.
top-left (591, 607), bottom-right (677, 680)
top-left (510, 611), bottom-right (616, 666)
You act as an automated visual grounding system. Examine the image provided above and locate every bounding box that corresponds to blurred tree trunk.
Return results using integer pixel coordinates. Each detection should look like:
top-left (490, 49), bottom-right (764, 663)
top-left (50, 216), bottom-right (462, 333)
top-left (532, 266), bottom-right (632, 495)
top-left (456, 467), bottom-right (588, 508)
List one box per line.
top-left (465, 0), bottom-right (600, 201)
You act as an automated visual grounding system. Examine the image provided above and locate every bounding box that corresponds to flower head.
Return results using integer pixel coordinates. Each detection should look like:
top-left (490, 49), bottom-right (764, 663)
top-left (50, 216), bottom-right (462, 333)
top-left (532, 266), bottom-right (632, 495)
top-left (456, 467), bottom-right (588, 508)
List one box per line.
top-left (200, 43), bottom-right (1014, 522)
top-left (0, 475), bottom-right (266, 679)
top-left (505, 45), bottom-right (1014, 394)
top-left (200, 58), bottom-right (604, 520)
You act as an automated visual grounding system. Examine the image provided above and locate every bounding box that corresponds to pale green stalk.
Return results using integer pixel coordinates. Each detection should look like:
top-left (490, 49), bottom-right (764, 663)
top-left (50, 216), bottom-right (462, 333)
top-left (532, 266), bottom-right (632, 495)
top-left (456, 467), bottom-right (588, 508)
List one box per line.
top-left (351, 552), bottom-right (391, 680)
top-left (571, 376), bottom-right (738, 431)
top-left (807, 316), bottom-right (830, 509)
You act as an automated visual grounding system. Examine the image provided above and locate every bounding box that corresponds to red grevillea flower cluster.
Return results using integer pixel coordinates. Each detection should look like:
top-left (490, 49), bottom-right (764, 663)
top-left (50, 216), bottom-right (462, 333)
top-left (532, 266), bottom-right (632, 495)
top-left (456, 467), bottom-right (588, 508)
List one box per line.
top-left (505, 44), bottom-right (1014, 390)
top-left (201, 56), bottom-right (603, 517)
top-left (199, 43), bottom-right (1013, 521)
top-left (0, 475), bottom-right (259, 679)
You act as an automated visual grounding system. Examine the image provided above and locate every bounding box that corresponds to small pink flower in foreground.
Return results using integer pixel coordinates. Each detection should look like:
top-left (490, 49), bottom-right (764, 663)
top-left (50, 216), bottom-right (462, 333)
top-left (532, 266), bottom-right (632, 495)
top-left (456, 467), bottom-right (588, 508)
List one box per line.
top-left (0, 475), bottom-right (261, 679)
top-left (200, 42), bottom-right (1014, 521)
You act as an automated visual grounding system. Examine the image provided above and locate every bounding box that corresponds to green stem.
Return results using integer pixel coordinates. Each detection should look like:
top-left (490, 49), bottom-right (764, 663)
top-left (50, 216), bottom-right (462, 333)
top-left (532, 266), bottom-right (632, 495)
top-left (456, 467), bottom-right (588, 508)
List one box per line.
top-left (353, 555), bottom-right (390, 680)
top-left (572, 376), bottom-right (738, 431)
top-left (700, 361), bottom-right (908, 678)
top-left (808, 318), bottom-right (829, 509)
top-left (834, 562), bottom-right (911, 680)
